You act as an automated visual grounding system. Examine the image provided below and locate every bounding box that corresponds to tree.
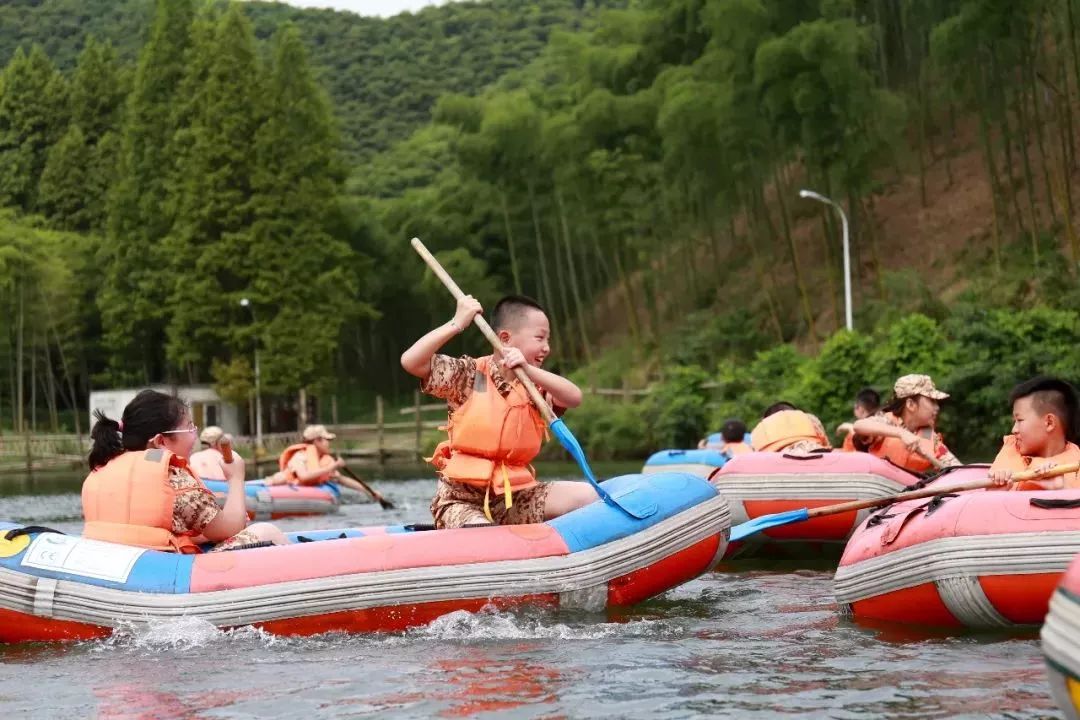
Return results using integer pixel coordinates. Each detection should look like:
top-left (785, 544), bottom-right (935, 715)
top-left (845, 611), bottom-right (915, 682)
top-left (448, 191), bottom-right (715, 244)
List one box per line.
top-left (164, 4), bottom-right (263, 381)
top-left (38, 124), bottom-right (94, 230)
top-left (70, 37), bottom-right (126, 145)
top-left (247, 24), bottom-right (374, 394)
top-left (101, 0), bottom-right (194, 383)
top-left (0, 45), bottom-right (68, 211)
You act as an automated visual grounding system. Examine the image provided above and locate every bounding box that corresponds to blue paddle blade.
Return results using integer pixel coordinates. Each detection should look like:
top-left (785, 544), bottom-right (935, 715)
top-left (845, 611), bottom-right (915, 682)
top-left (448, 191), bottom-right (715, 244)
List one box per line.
top-left (549, 417), bottom-right (656, 519)
top-left (729, 508), bottom-right (810, 542)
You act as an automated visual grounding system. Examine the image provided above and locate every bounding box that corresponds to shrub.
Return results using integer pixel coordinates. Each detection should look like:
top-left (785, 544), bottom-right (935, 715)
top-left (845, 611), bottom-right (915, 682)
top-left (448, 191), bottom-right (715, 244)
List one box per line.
top-left (644, 365), bottom-right (712, 449)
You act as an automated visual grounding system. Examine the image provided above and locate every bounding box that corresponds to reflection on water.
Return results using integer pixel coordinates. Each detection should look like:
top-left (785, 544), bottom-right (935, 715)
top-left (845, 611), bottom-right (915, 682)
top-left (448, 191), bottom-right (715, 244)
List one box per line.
top-left (0, 465), bottom-right (1061, 719)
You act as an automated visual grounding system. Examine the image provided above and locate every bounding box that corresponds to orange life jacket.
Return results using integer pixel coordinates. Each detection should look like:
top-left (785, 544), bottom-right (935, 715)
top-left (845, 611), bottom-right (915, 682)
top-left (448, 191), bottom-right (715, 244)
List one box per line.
top-left (841, 431), bottom-right (856, 452)
top-left (871, 423), bottom-right (945, 474)
top-left (750, 411), bottom-right (829, 453)
top-left (990, 435), bottom-right (1080, 490)
top-left (428, 355), bottom-right (547, 517)
top-left (721, 441), bottom-right (753, 457)
top-left (82, 449), bottom-right (212, 554)
top-left (278, 443), bottom-right (336, 486)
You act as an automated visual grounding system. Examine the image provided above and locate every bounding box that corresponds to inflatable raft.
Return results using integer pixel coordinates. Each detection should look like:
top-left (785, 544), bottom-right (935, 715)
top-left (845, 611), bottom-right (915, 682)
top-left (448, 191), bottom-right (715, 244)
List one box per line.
top-left (642, 434), bottom-right (753, 477)
top-left (835, 472), bottom-right (1080, 628)
top-left (202, 479), bottom-right (341, 520)
top-left (642, 448), bottom-right (733, 477)
top-left (0, 472), bottom-right (729, 642)
top-left (712, 452), bottom-right (918, 559)
top-left (1043, 553), bottom-right (1080, 719)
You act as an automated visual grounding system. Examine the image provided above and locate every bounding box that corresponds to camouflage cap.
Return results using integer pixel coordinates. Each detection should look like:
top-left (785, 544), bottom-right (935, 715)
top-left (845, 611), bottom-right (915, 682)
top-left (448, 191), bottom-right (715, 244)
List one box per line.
top-left (893, 374), bottom-right (950, 401)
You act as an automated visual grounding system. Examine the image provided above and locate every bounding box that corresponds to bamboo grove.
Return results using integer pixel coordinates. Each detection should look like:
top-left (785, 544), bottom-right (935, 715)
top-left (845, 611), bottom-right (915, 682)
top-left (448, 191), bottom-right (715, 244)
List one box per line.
top-left (1, 0), bottom-right (1080, 434)
top-left (380, 0), bottom-right (1080, 370)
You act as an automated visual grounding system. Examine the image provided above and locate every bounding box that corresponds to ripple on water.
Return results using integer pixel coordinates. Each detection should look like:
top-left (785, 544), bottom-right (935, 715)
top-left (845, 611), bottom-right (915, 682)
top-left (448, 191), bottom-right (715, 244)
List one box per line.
top-left (404, 605), bottom-right (686, 643)
top-left (0, 475), bottom-right (1065, 719)
top-left (0, 493), bottom-right (83, 527)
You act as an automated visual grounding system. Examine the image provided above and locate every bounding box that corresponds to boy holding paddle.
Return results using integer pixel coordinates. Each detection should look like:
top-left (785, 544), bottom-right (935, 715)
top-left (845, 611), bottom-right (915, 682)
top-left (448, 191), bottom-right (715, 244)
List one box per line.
top-left (989, 376), bottom-right (1080, 490)
top-left (401, 294), bottom-right (598, 528)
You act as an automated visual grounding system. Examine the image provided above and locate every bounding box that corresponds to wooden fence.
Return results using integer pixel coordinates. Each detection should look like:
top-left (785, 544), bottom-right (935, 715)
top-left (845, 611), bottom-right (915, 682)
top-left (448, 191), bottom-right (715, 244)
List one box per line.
top-left (1, 384), bottom-right (700, 474)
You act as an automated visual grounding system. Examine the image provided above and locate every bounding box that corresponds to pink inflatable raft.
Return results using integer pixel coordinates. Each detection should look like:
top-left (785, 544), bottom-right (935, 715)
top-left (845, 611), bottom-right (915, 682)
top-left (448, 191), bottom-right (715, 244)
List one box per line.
top-left (1043, 552), bottom-right (1080, 718)
top-left (836, 468), bottom-right (1080, 628)
top-left (202, 479), bottom-right (340, 520)
top-left (0, 472), bottom-right (729, 642)
top-left (710, 452), bottom-right (918, 559)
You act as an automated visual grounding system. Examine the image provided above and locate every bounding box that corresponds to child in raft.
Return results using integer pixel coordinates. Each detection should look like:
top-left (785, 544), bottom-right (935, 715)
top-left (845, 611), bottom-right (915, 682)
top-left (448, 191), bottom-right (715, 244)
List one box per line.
top-left (400, 293), bottom-right (598, 529)
top-left (836, 387), bottom-right (881, 451)
top-left (749, 401), bottom-right (832, 455)
top-left (188, 425), bottom-right (231, 481)
top-left (277, 425), bottom-right (377, 495)
top-left (697, 418), bottom-right (753, 456)
top-left (83, 389), bottom-right (287, 553)
top-left (852, 374), bottom-right (961, 473)
top-left (989, 376), bottom-right (1080, 490)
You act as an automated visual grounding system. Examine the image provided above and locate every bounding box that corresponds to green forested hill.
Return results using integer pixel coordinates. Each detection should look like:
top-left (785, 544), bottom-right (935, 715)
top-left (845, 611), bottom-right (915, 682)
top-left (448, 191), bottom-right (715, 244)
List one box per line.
top-left (4, 0), bottom-right (1080, 463)
top-left (0, 0), bottom-right (623, 160)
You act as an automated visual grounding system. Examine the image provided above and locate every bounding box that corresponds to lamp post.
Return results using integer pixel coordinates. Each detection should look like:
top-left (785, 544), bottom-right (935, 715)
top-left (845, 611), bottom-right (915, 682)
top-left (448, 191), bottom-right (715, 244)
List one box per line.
top-left (799, 189), bottom-right (853, 332)
top-left (239, 298), bottom-right (263, 453)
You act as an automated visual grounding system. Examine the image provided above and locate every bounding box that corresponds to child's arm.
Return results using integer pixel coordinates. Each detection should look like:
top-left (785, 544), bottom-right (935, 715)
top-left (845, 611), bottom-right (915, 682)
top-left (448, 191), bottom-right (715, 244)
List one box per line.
top-left (400, 295), bottom-right (483, 379)
top-left (853, 417), bottom-right (916, 446)
top-left (501, 348), bottom-right (583, 408)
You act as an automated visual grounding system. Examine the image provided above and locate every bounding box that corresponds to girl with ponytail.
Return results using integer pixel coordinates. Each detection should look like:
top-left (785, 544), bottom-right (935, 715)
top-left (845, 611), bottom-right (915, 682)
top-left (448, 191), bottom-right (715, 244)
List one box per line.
top-left (84, 389), bottom-right (286, 552)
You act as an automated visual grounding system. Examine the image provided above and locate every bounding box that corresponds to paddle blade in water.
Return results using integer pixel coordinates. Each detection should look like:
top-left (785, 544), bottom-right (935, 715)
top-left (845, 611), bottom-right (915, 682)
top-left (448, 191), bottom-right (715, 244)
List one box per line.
top-left (549, 417), bottom-right (656, 520)
top-left (729, 508), bottom-right (810, 542)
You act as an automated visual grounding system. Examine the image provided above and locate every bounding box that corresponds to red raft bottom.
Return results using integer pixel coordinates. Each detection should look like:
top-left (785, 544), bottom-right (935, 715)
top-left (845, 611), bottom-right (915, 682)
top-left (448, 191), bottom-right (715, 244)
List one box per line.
top-left (850, 573), bottom-right (1063, 627)
top-left (0, 535), bottom-right (722, 642)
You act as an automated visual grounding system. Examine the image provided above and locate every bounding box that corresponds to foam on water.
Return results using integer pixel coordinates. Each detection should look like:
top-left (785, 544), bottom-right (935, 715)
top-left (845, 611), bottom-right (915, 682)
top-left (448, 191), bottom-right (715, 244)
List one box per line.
top-left (407, 606), bottom-right (684, 642)
top-left (93, 616), bottom-right (283, 651)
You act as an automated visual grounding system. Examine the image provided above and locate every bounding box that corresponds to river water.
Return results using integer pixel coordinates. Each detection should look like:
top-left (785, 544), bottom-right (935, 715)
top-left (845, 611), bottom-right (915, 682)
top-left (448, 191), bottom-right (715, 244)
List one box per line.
top-left (0, 463), bottom-right (1060, 719)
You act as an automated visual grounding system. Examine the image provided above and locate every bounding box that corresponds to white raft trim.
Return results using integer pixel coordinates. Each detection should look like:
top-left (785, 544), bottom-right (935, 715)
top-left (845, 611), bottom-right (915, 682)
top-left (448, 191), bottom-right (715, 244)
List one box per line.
top-left (715, 473), bottom-right (907, 532)
top-left (1043, 590), bottom-right (1080, 720)
top-left (934, 576), bottom-right (1011, 628)
top-left (641, 463), bottom-right (716, 478)
top-left (714, 472), bottom-right (908, 499)
top-left (0, 494), bottom-right (729, 629)
top-left (248, 493), bottom-right (339, 520)
top-left (834, 530), bottom-right (1080, 627)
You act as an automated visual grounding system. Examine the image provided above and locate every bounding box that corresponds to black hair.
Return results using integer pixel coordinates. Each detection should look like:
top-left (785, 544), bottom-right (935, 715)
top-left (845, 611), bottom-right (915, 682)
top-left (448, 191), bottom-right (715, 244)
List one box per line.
top-left (1009, 376), bottom-right (1080, 443)
top-left (855, 387), bottom-right (881, 413)
top-left (492, 294), bottom-right (546, 332)
top-left (881, 397), bottom-right (908, 416)
top-left (721, 418), bottom-right (748, 443)
top-left (762, 401), bottom-right (799, 419)
top-left (88, 389), bottom-right (189, 470)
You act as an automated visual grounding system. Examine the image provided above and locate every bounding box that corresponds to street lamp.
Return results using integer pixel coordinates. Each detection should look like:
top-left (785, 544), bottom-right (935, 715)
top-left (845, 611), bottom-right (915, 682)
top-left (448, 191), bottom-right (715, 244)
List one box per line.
top-left (239, 298), bottom-right (263, 453)
top-left (799, 189), bottom-right (853, 332)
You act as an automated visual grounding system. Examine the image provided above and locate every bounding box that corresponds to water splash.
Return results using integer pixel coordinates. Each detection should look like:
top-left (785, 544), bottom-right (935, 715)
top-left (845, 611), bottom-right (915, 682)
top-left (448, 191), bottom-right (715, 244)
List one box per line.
top-left (93, 616), bottom-right (282, 651)
top-left (407, 606), bottom-right (684, 642)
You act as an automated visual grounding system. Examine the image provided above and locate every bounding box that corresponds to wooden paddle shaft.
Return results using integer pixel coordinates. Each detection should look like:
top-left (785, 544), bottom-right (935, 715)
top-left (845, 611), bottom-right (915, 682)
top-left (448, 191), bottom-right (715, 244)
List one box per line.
top-left (805, 462), bottom-right (1080, 519)
top-left (411, 237), bottom-right (555, 424)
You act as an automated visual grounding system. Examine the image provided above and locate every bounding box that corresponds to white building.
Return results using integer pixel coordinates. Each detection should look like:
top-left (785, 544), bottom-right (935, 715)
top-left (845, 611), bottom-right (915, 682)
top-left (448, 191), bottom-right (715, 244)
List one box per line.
top-left (88, 386), bottom-right (243, 436)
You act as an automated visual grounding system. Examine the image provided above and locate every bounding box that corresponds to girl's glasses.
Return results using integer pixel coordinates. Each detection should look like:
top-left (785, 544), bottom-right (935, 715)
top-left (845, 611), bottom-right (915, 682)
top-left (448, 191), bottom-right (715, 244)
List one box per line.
top-left (161, 425), bottom-right (199, 436)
